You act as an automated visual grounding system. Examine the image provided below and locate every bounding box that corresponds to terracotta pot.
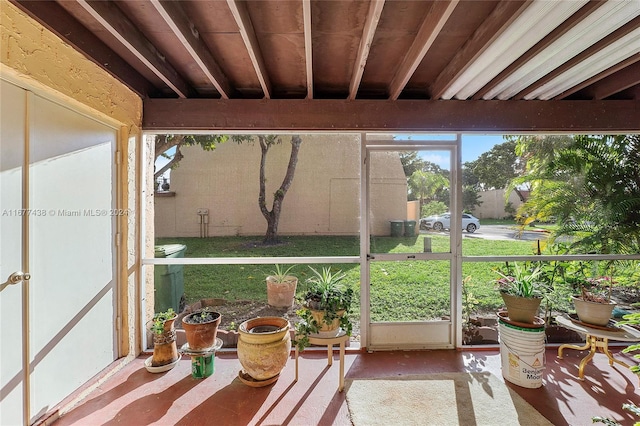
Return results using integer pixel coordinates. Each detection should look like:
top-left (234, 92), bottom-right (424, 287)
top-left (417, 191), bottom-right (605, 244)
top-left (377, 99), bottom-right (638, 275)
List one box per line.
top-left (151, 316), bottom-right (179, 367)
top-left (237, 317), bottom-right (291, 381)
top-left (217, 329), bottom-right (239, 348)
top-left (500, 292), bottom-right (542, 324)
top-left (182, 310), bottom-right (221, 351)
top-left (266, 276), bottom-right (298, 308)
top-left (572, 296), bottom-right (616, 326)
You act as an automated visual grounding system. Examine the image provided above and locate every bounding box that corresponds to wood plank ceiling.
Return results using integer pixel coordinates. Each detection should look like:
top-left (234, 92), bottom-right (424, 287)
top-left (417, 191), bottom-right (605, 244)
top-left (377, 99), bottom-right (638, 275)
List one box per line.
top-left (12, 0), bottom-right (640, 132)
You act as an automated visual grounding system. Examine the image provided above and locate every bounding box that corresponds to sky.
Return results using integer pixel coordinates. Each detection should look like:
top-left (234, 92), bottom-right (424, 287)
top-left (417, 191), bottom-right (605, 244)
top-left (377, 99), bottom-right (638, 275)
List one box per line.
top-left (155, 133), bottom-right (506, 182)
top-left (400, 134), bottom-right (506, 170)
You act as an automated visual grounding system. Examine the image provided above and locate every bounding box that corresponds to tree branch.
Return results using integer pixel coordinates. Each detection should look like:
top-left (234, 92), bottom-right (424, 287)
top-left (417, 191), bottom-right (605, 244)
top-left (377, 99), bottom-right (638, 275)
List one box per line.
top-left (154, 145), bottom-right (183, 181)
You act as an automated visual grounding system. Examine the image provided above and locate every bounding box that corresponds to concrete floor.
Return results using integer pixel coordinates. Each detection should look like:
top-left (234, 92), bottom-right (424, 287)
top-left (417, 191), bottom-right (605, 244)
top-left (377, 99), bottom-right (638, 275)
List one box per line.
top-left (48, 346), bottom-right (638, 425)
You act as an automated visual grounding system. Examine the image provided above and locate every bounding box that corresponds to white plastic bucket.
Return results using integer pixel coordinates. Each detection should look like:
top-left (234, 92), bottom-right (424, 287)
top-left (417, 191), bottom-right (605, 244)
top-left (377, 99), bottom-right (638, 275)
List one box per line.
top-left (499, 320), bottom-right (546, 388)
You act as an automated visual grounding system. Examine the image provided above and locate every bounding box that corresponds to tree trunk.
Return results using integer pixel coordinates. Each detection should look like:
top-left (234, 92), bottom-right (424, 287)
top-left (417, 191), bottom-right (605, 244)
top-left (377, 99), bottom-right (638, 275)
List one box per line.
top-left (258, 135), bottom-right (302, 244)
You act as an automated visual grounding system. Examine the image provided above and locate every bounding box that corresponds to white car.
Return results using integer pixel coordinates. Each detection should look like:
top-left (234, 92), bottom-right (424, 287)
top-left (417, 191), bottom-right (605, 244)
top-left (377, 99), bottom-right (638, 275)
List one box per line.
top-left (420, 212), bottom-right (480, 233)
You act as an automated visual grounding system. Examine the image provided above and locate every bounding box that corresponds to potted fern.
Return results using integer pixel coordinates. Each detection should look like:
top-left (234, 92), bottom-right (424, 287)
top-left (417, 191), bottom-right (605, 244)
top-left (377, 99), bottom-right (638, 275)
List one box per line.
top-left (294, 266), bottom-right (353, 351)
top-left (266, 264), bottom-right (298, 308)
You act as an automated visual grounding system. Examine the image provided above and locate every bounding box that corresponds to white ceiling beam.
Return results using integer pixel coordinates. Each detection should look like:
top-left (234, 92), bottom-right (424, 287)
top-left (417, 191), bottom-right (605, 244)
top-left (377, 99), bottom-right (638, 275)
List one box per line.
top-left (473, 1), bottom-right (607, 100)
top-left (430, 0), bottom-right (535, 100)
top-left (567, 54), bottom-right (640, 100)
top-left (493, 2), bottom-right (639, 100)
top-left (527, 29), bottom-right (640, 100)
top-left (518, 15), bottom-right (640, 99)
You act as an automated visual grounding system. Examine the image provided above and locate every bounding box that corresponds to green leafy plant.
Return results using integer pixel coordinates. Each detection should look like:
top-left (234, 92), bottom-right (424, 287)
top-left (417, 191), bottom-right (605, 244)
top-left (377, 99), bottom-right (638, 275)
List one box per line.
top-left (183, 308), bottom-right (219, 324)
top-left (462, 276), bottom-right (481, 345)
top-left (494, 262), bottom-right (546, 298)
top-left (267, 264), bottom-right (296, 283)
top-left (294, 266), bottom-right (354, 351)
top-left (150, 308), bottom-right (176, 335)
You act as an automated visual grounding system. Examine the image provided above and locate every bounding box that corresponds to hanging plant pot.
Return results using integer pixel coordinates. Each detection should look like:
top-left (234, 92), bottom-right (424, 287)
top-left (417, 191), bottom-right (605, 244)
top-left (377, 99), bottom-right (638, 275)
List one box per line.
top-left (182, 309), bottom-right (221, 351)
top-left (572, 296), bottom-right (616, 327)
top-left (500, 292), bottom-right (542, 324)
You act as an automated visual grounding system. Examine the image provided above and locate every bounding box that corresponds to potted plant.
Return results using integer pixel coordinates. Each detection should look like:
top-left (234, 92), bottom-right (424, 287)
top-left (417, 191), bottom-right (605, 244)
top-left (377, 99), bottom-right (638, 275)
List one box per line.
top-left (181, 308), bottom-right (222, 351)
top-left (237, 316), bottom-right (291, 384)
top-left (266, 264), bottom-right (298, 308)
top-left (571, 276), bottom-right (617, 326)
top-left (149, 308), bottom-right (179, 370)
top-left (294, 266), bottom-right (354, 351)
top-left (495, 262), bottom-right (546, 324)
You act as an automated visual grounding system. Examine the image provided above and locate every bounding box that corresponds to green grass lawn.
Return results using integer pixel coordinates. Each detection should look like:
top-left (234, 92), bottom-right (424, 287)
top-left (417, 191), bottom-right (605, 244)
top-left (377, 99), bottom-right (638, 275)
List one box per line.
top-left (156, 235), bottom-right (527, 320)
top-left (155, 234), bottom-right (636, 322)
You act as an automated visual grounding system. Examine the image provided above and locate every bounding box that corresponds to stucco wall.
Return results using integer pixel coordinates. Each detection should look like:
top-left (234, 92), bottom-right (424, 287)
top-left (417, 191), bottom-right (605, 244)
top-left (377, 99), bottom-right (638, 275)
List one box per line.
top-left (1, 2), bottom-right (141, 126)
top-left (472, 189), bottom-right (523, 219)
top-left (155, 134), bottom-right (408, 237)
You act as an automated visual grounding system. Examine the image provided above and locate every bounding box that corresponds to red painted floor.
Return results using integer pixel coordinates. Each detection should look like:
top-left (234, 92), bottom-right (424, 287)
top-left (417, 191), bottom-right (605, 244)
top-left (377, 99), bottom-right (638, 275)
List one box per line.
top-left (50, 346), bottom-right (638, 425)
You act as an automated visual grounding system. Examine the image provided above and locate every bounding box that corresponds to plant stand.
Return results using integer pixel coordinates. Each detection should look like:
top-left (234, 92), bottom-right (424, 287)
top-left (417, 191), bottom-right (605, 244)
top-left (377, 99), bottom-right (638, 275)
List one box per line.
top-left (180, 338), bottom-right (223, 379)
top-left (294, 331), bottom-right (348, 392)
top-left (556, 314), bottom-right (640, 384)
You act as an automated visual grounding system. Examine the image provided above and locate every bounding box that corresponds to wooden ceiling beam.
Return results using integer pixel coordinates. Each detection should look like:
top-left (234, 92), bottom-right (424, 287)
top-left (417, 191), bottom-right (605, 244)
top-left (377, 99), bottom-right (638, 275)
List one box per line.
top-left (430, 1), bottom-right (533, 100)
top-left (226, 0), bottom-right (272, 99)
top-left (388, 0), bottom-right (458, 100)
top-left (515, 15), bottom-right (640, 100)
top-left (10, 0), bottom-right (154, 98)
top-left (149, 0), bottom-right (234, 99)
top-left (348, 0), bottom-right (385, 100)
top-left (143, 99), bottom-right (640, 132)
top-left (76, 0), bottom-right (193, 98)
top-left (473, 0), bottom-right (607, 100)
top-left (557, 53), bottom-right (640, 100)
top-left (302, 0), bottom-right (313, 99)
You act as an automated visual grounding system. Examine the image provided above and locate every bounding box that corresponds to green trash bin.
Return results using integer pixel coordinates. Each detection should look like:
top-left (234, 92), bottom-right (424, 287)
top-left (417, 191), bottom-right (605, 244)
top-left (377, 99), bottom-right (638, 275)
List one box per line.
top-left (404, 220), bottom-right (416, 237)
top-left (390, 220), bottom-right (404, 237)
top-left (154, 244), bottom-right (187, 313)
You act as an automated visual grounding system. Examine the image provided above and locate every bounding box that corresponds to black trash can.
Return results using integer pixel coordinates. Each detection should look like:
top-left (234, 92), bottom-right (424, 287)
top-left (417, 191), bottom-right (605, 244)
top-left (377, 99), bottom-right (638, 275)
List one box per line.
top-left (390, 220), bottom-right (404, 237)
top-left (404, 220), bottom-right (417, 237)
top-left (154, 244), bottom-right (187, 313)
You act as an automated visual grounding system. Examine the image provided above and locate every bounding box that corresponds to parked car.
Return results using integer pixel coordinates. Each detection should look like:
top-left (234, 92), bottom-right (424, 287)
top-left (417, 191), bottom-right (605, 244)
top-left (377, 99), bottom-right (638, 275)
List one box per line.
top-left (419, 212), bottom-right (480, 233)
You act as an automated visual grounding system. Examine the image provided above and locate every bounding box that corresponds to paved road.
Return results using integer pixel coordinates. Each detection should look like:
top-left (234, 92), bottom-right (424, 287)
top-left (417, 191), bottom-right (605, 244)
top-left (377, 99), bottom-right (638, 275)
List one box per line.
top-left (421, 224), bottom-right (549, 242)
top-left (468, 224), bottom-right (549, 241)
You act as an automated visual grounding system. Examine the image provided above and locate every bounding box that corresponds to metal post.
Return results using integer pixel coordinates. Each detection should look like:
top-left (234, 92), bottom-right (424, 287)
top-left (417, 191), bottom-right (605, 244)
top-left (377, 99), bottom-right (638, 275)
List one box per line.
top-left (424, 237), bottom-right (432, 253)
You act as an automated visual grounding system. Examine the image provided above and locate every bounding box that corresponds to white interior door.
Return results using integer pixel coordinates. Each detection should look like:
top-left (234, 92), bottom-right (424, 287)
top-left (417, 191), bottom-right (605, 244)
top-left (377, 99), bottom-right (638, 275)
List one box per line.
top-left (0, 79), bottom-right (119, 424)
top-left (1, 79), bottom-right (28, 426)
top-left (362, 136), bottom-right (462, 350)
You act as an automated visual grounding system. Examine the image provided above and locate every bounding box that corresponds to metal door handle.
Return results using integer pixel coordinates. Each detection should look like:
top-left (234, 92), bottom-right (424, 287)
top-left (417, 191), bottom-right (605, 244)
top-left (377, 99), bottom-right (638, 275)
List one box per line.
top-left (2, 271), bottom-right (30, 286)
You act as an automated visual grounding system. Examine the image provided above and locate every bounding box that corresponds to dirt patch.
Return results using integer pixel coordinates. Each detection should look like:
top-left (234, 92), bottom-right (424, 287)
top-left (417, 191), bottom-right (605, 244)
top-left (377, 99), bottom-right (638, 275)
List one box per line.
top-left (180, 298), bottom-right (360, 343)
top-left (212, 300), bottom-right (303, 330)
top-left (612, 287), bottom-right (640, 306)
